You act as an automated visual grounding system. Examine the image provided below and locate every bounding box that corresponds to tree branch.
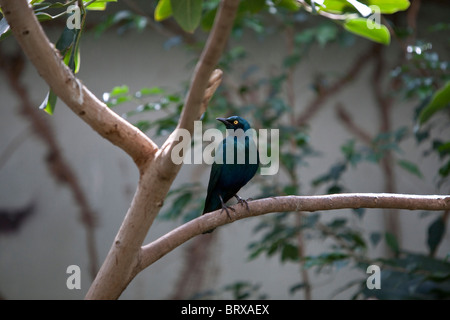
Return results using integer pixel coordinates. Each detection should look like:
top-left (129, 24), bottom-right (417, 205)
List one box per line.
top-left (1, 0), bottom-right (234, 300)
top-left (138, 194), bottom-right (450, 272)
top-left (0, 48), bottom-right (99, 279)
top-left (85, 0), bottom-right (236, 299)
top-left (296, 45), bottom-right (376, 126)
top-left (157, 0), bottom-right (238, 180)
top-left (335, 102), bottom-right (373, 145)
top-left (177, 0), bottom-right (238, 133)
top-left (0, 0), bottom-right (158, 169)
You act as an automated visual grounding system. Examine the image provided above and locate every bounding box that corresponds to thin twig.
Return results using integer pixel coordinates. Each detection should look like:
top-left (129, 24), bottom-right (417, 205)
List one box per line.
top-left (0, 49), bottom-right (99, 279)
top-left (371, 44), bottom-right (400, 250)
top-left (296, 45), bottom-right (377, 126)
top-left (335, 103), bottom-right (373, 145)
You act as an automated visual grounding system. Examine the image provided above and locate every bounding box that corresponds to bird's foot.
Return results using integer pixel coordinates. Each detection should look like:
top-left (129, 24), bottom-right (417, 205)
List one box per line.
top-left (219, 196), bottom-right (235, 220)
top-left (234, 195), bottom-right (251, 211)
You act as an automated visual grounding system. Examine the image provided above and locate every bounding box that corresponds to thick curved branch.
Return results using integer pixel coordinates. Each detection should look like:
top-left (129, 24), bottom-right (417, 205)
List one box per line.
top-left (0, 0), bottom-right (158, 168)
top-left (153, 0), bottom-right (236, 187)
top-left (178, 0), bottom-right (238, 132)
top-left (85, 0), bottom-right (236, 299)
top-left (138, 193), bottom-right (450, 272)
top-left (158, 0), bottom-right (238, 174)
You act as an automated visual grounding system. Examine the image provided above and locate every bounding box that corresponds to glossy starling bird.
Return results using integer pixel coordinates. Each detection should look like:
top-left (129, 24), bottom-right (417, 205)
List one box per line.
top-left (202, 116), bottom-right (259, 233)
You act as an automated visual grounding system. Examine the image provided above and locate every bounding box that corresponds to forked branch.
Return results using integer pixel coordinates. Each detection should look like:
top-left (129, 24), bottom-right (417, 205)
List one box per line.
top-left (0, 0), bottom-right (158, 169)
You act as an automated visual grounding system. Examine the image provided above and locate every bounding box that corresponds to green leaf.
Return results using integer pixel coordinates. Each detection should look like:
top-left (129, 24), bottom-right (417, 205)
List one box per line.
top-left (84, 0), bottom-right (117, 11)
top-left (303, 252), bottom-right (349, 269)
top-left (155, 0), bottom-right (172, 21)
top-left (281, 243), bottom-right (299, 262)
top-left (352, 207), bottom-right (365, 219)
top-left (171, 0), bottom-right (203, 33)
top-left (55, 5), bottom-right (86, 74)
top-left (322, 0), bottom-right (410, 15)
top-left (42, 4), bottom-right (85, 114)
top-left (418, 81), bottom-right (450, 124)
top-left (55, 27), bottom-right (77, 53)
top-left (327, 184), bottom-right (342, 194)
top-left (164, 192), bottom-right (193, 220)
top-left (344, 18), bottom-right (390, 45)
top-left (134, 120), bottom-right (151, 133)
top-left (365, 0), bottom-right (410, 14)
top-left (427, 216), bottom-right (445, 255)
top-left (110, 85), bottom-right (129, 96)
top-left (138, 87), bottom-right (165, 96)
top-left (283, 184), bottom-right (298, 195)
top-left (370, 232), bottom-right (382, 247)
top-left (289, 283), bottom-right (307, 295)
top-left (342, 231), bottom-right (367, 250)
top-left (295, 29), bottom-right (316, 44)
top-left (274, 0), bottom-right (300, 11)
top-left (39, 89), bottom-right (58, 115)
top-left (32, 2), bottom-right (68, 11)
top-left (439, 159), bottom-right (450, 178)
top-left (385, 232), bottom-right (400, 254)
top-left (316, 23), bottom-right (339, 46)
top-left (200, 7), bottom-right (217, 31)
top-left (436, 141), bottom-right (450, 157)
top-left (63, 43), bottom-right (81, 73)
top-left (321, 0), bottom-right (357, 14)
top-left (327, 218), bottom-right (347, 229)
top-left (240, 0), bottom-right (266, 14)
top-left (397, 159), bottom-right (423, 179)
top-left (35, 12), bottom-right (54, 22)
top-left (103, 85), bottom-right (131, 107)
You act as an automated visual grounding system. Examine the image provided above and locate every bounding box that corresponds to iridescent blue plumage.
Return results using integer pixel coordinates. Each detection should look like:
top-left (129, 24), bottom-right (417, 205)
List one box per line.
top-left (202, 116), bottom-right (259, 233)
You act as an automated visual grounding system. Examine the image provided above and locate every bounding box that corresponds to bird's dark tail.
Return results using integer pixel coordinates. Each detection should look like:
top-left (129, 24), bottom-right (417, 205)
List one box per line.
top-left (201, 190), bottom-right (220, 233)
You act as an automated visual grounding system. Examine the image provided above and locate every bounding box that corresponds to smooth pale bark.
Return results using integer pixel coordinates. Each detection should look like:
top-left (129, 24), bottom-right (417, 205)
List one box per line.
top-left (139, 193), bottom-right (450, 270)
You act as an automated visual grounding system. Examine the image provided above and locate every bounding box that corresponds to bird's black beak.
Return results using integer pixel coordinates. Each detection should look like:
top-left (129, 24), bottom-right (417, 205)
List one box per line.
top-left (216, 117), bottom-right (231, 126)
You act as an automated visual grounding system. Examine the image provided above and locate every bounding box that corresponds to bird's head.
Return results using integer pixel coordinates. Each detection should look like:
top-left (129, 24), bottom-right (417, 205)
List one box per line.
top-left (216, 116), bottom-right (252, 131)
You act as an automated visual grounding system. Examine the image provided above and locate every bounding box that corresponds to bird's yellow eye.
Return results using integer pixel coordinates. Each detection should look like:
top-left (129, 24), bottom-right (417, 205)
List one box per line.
top-left (233, 120), bottom-right (239, 125)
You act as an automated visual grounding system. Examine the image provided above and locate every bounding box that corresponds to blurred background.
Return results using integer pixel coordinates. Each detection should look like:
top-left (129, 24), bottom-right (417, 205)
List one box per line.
top-left (0, 0), bottom-right (449, 299)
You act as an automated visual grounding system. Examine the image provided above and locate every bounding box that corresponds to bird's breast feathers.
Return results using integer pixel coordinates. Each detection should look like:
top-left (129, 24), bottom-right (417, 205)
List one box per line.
top-left (214, 135), bottom-right (258, 164)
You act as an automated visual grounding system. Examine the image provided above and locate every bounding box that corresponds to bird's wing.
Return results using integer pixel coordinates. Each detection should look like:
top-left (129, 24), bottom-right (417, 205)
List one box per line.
top-left (203, 145), bottom-right (224, 215)
top-left (206, 161), bottom-right (222, 196)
